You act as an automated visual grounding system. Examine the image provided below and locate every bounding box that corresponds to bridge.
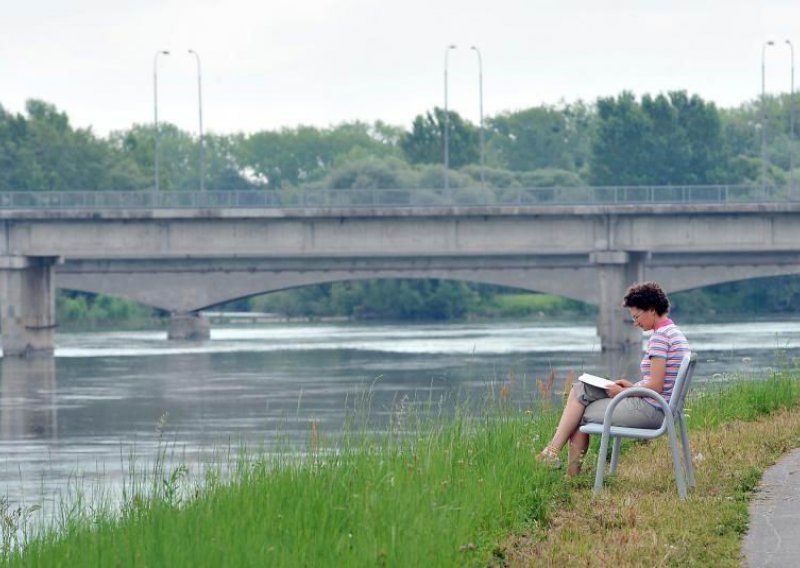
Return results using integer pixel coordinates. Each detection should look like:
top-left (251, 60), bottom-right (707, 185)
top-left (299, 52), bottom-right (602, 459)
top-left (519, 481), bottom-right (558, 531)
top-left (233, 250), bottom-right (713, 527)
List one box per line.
top-left (1, 185), bottom-right (799, 378)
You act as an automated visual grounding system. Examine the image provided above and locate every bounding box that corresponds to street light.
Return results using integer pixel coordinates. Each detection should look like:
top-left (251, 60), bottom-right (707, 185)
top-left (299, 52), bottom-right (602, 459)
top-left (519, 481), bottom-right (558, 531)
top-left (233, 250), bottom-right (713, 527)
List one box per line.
top-left (470, 46), bottom-right (485, 189)
top-left (153, 49), bottom-right (170, 193)
top-left (761, 40), bottom-right (774, 190)
top-left (188, 49), bottom-right (205, 191)
top-left (443, 44), bottom-right (457, 195)
top-left (786, 40), bottom-right (796, 195)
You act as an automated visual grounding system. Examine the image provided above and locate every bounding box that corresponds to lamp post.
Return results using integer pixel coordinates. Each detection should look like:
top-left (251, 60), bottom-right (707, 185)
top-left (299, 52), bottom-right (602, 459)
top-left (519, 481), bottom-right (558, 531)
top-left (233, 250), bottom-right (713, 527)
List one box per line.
top-left (786, 40), bottom-right (796, 195)
top-left (153, 49), bottom-right (170, 193)
top-left (188, 49), bottom-right (205, 191)
top-left (443, 44), bottom-right (457, 195)
top-left (761, 40), bottom-right (774, 190)
top-left (470, 46), bottom-right (485, 189)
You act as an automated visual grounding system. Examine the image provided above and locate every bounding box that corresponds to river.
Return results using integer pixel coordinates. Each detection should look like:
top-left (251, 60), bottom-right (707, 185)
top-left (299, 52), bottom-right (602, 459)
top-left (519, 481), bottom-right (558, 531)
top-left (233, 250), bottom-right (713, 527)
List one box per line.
top-left (1, 318), bottom-right (799, 524)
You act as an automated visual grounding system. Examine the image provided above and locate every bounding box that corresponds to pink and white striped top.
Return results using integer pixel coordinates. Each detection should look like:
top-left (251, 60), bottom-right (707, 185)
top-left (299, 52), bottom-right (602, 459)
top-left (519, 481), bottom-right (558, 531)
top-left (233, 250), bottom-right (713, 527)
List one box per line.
top-left (635, 318), bottom-right (690, 410)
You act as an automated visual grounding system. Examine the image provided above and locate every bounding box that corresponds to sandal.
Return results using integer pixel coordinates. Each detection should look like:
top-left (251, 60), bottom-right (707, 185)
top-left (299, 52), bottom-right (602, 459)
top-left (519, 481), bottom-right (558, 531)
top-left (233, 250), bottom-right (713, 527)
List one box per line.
top-left (536, 446), bottom-right (561, 468)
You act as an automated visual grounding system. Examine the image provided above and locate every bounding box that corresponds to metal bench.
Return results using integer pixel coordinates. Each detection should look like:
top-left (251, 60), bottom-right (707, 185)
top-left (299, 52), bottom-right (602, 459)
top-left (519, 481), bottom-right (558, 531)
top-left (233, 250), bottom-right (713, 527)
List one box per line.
top-left (579, 353), bottom-right (697, 499)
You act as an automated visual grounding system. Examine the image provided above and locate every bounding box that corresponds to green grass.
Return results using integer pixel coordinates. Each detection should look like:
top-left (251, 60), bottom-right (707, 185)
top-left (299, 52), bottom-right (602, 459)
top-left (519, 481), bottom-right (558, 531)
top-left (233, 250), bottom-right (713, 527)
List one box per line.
top-left (689, 371), bottom-right (800, 427)
top-left (4, 402), bottom-right (564, 567)
top-left (5, 369), bottom-right (800, 567)
top-left (505, 369), bottom-right (800, 566)
top-left (475, 293), bottom-right (594, 319)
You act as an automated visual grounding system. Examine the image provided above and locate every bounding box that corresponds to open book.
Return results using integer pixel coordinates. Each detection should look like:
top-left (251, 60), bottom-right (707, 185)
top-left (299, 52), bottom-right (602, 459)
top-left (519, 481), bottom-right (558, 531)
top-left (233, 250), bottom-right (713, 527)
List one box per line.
top-left (578, 373), bottom-right (616, 390)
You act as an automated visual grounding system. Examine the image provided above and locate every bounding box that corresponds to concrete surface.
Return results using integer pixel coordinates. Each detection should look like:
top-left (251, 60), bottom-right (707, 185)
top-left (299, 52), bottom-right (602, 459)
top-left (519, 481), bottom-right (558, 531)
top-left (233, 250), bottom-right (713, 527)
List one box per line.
top-left (744, 448), bottom-right (800, 567)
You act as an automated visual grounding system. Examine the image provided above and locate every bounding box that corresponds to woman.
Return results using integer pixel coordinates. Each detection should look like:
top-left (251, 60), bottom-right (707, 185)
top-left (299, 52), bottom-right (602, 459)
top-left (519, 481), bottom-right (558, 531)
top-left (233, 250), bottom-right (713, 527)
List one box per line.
top-left (537, 281), bottom-right (690, 476)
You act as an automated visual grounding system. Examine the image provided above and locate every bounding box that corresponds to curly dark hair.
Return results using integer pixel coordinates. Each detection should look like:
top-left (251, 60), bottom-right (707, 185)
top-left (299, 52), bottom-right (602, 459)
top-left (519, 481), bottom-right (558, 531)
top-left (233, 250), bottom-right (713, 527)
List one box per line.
top-left (622, 281), bottom-right (670, 315)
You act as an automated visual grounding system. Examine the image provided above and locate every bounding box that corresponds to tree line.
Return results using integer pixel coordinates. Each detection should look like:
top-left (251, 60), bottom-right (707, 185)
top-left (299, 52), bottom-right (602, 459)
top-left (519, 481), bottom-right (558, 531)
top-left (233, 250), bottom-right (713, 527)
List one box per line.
top-left (1, 90), bottom-right (798, 193)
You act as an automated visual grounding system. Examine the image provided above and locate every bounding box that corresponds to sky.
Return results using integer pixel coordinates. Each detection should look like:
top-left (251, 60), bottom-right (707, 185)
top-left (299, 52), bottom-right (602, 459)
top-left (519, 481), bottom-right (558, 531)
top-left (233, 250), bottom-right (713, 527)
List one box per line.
top-left (1, 0), bottom-right (798, 137)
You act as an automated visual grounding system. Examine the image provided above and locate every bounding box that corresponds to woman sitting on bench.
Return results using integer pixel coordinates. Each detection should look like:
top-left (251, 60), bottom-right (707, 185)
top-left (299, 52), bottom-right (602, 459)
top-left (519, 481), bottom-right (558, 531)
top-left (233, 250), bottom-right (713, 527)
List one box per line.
top-left (537, 281), bottom-right (690, 476)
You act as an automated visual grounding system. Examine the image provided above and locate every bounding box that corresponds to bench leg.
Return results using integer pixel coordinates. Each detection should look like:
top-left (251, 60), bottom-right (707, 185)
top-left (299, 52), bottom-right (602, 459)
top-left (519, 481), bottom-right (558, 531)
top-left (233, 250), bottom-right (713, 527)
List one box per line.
top-left (678, 414), bottom-right (695, 488)
top-left (610, 437), bottom-right (621, 474)
top-left (665, 415), bottom-right (688, 499)
top-left (593, 433), bottom-right (611, 496)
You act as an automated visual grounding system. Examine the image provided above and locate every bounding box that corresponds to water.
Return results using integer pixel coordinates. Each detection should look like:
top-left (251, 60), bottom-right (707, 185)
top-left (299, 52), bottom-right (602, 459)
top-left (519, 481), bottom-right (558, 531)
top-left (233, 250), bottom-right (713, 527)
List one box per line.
top-left (0, 318), bottom-right (798, 527)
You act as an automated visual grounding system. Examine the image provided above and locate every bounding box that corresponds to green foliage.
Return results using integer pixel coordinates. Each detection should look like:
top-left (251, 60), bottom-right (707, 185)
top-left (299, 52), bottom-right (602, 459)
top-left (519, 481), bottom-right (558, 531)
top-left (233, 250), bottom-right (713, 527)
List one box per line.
top-left (0, 100), bottom-right (145, 191)
top-left (237, 122), bottom-right (400, 188)
top-left (115, 125), bottom-right (258, 191)
top-left (474, 293), bottom-right (594, 319)
top-left (2, 91), bottom-right (798, 195)
top-left (672, 275), bottom-right (800, 319)
top-left (56, 291), bottom-right (160, 328)
top-left (401, 108), bottom-right (479, 168)
top-left (249, 279), bottom-right (480, 321)
top-left (517, 167), bottom-right (585, 187)
top-left (317, 156), bottom-right (419, 190)
top-left (590, 91), bottom-right (727, 185)
top-left (487, 102), bottom-right (593, 172)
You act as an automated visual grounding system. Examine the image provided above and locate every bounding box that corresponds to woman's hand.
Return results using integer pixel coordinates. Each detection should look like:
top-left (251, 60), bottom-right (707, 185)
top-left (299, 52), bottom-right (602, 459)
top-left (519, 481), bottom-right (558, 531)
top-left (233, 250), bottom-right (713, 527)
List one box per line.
top-left (606, 380), bottom-right (633, 398)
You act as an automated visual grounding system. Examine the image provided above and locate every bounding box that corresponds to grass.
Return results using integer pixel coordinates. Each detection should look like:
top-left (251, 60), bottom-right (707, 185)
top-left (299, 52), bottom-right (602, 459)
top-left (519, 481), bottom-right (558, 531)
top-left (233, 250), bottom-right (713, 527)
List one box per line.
top-left (502, 372), bottom-right (800, 566)
top-left (476, 293), bottom-right (595, 319)
top-left (3, 371), bottom-right (800, 566)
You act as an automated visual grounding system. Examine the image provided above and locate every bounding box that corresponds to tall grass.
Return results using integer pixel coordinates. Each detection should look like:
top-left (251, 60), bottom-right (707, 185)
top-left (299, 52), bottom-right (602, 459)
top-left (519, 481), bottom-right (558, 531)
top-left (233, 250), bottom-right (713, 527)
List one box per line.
top-left (4, 398), bottom-right (563, 567)
top-left (689, 370), bottom-right (800, 428)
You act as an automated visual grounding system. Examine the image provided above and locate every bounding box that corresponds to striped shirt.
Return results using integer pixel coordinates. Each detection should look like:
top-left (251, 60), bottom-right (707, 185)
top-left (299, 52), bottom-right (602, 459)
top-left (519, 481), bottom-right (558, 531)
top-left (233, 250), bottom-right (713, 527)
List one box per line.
top-left (635, 319), bottom-right (690, 410)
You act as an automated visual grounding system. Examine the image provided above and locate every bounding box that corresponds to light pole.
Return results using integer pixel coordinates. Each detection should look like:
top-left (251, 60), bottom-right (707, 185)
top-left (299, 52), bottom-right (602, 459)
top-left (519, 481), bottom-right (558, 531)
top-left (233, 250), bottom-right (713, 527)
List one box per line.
top-left (470, 46), bottom-right (485, 189)
top-left (153, 49), bottom-right (170, 193)
top-left (443, 44), bottom-right (457, 195)
top-left (188, 49), bottom-right (205, 191)
top-left (786, 40), bottom-right (796, 195)
top-left (762, 40), bottom-right (774, 190)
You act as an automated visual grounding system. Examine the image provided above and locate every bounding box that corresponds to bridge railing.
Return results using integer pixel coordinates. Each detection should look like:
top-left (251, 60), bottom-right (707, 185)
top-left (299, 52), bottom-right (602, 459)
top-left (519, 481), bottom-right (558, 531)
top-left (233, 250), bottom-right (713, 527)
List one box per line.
top-left (0, 185), bottom-right (796, 209)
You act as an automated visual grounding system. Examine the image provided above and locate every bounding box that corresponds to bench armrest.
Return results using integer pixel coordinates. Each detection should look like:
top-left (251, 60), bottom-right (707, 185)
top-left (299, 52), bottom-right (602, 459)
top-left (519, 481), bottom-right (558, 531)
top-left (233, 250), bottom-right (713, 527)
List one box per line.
top-left (599, 387), bottom-right (671, 436)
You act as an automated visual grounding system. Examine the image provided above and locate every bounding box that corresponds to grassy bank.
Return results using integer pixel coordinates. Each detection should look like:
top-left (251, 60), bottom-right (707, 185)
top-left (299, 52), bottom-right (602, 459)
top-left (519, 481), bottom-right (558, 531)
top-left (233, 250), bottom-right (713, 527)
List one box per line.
top-left (504, 373), bottom-right (800, 566)
top-left (3, 372), bottom-right (800, 566)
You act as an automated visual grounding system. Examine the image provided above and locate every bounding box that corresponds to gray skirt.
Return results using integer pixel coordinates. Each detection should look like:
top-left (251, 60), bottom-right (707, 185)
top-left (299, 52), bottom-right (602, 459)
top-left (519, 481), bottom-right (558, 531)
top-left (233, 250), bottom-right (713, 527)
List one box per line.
top-left (575, 381), bottom-right (664, 429)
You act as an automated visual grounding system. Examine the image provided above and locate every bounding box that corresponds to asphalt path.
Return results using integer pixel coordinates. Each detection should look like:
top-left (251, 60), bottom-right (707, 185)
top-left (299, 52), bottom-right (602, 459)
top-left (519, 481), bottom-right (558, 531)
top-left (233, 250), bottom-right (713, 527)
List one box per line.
top-left (744, 448), bottom-right (800, 567)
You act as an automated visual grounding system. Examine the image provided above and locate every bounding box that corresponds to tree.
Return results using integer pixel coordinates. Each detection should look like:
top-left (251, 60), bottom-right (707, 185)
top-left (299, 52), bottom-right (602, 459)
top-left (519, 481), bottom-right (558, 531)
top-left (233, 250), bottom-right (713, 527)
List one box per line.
top-left (400, 108), bottom-right (479, 168)
top-left (0, 100), bottom-right (145, 192)
top-left (237, 122), bottom-right (400, 189)
top-left (590, 91), bottom-right (726, 186)
top-left (486, 103), bottom-right (592, 172)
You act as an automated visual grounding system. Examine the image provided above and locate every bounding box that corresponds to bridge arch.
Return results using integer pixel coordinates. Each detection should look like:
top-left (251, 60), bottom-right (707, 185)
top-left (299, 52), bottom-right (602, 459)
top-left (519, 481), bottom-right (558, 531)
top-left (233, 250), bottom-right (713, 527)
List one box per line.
top-left (56, 266), bottom-right (603, 313)
top-left (648, 262), bottom-right (800, 296)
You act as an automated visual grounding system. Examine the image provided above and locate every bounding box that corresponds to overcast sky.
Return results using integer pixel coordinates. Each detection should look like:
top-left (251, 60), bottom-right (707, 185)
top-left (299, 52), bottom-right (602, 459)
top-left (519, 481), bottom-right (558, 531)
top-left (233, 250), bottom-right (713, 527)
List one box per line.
top-left (1, 0), bottom-right (797, 137)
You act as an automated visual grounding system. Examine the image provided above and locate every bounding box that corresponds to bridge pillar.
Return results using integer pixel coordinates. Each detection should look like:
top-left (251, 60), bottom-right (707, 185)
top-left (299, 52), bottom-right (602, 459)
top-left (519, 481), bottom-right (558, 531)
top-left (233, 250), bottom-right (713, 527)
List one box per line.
top-left (167, 311), bottom-right (210, 341)
top-left (0, 256), bottom-right (60, 357)
top-left (592, 251), bottom-right (644, 380)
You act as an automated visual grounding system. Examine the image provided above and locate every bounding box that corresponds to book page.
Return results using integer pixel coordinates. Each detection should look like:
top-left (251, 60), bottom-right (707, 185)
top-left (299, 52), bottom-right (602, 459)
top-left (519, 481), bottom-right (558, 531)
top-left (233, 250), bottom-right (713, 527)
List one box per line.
top-left (578, 373), bottom-right (616, 390)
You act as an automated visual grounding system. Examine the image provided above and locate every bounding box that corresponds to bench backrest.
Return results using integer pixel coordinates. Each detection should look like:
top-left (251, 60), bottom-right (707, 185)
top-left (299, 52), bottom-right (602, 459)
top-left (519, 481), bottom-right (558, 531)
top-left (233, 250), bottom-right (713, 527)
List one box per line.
top-left (668, 352), bottom-right (697, 416)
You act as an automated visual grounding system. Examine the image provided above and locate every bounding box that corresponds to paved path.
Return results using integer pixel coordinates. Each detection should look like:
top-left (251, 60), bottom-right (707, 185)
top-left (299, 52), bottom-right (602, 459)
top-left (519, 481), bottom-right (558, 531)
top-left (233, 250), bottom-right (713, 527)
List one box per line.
top-left (744, 448), bottom-right (800, 567)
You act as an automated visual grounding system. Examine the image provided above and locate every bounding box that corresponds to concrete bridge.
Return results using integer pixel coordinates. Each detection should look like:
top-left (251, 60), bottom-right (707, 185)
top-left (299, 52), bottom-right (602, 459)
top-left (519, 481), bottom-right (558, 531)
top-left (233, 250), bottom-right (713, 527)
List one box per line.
top-left (2, 191), bottom-right (800, 378)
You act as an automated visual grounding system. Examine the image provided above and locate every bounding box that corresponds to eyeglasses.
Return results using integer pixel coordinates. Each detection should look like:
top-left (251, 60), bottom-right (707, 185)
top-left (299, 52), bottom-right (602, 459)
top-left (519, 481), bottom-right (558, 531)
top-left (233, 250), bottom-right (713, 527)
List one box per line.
top-left (630, 311), bottom-right (645, 323)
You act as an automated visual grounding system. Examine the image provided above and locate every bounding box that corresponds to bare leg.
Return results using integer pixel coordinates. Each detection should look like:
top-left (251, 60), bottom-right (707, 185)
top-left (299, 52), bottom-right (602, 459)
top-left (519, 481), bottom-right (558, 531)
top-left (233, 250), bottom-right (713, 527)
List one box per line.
top-left (567, 431), bottom-right (590, 477)
top-left (546, 384), bottom-right (588, 452)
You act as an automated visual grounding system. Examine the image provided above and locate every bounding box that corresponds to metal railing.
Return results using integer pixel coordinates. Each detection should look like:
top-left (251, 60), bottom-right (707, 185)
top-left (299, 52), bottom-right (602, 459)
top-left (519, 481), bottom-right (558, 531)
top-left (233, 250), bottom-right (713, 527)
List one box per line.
top-left (0, 185), bottom-right (796, 210)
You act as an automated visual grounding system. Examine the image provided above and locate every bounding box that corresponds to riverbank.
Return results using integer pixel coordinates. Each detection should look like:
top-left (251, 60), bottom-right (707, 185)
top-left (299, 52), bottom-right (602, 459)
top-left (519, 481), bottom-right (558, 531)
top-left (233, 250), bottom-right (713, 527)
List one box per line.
top-left (3, 370), bottom-right (799, 566)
